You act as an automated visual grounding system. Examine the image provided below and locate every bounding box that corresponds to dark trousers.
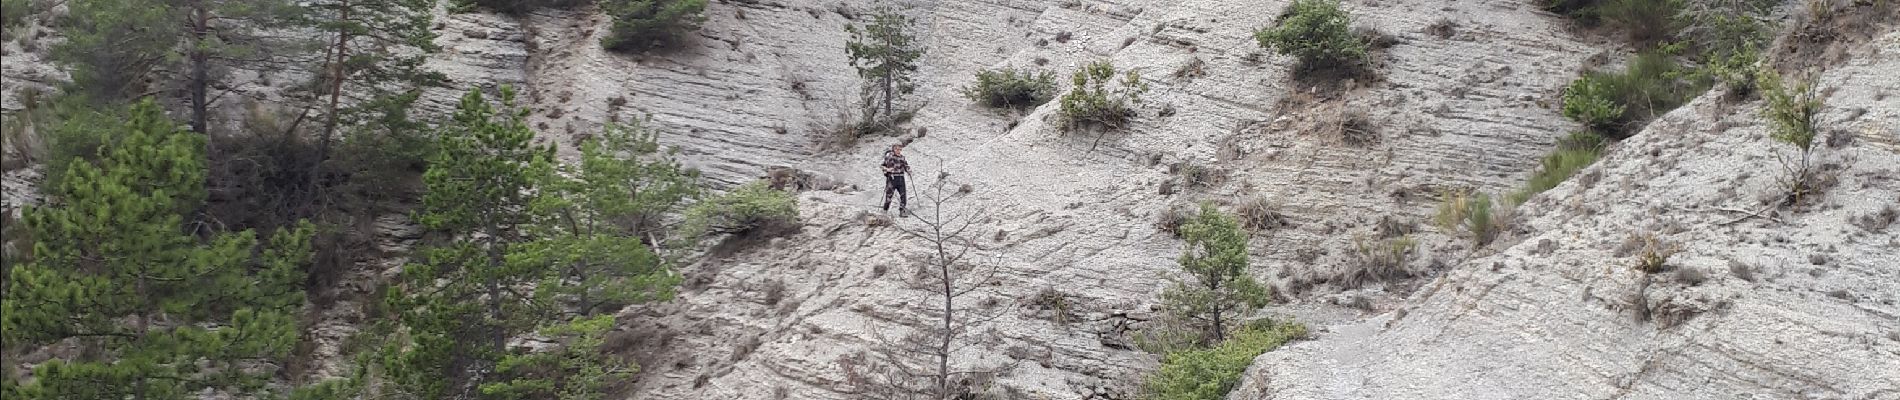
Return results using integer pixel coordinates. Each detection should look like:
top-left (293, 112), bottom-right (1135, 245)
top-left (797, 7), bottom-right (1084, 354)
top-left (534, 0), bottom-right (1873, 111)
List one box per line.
top-left (883, 174), bottom-right (907, 211)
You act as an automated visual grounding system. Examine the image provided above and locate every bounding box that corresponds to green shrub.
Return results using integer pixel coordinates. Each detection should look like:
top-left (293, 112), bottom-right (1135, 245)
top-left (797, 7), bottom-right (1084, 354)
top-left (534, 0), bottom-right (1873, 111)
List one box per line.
top-left (600, 0), bottom-right (708, 52)
top-left (1254, 0), bottom-right (1368, 70)
top-left (1132, 314), bottom-right (1204, 355)
top-left (1596, 0), bottom-right (1685, 46)
top-left (1059, 60), bottom-right (1148, 130)
top-left (1509, 145), bottom-right (1601, 205)
top-left (1561, 75), bottom-right (1627, 133)
top-left (682, 181), bottom-right (798, 238)
top-left (1160, 204), bottom-right (1270, 343)
top-left (1758, 69), bottom-right (1823, 203)
top-left (1540, 0), bottom-right (1603, 21)
top-left (1555, 130), bottom-right (1606, 151)
top-left (1702, 45), bottom-right (1762, 98)
top-left (1346, 234), bottom-right (1416, 285)
top-left (1561, 51), bottom-right (1707, 139)
top-left (1541, 0), bottom-right (1686, 47)
top-left (479, 315), bottom-right (632, 400)
top-left (960, 67), bottom-right (1059, 109)
top-left (1141, 320), bottom-right (1307, 400)
top-left (1, 0), bottom-right (29, 32)
top-left (1434, 190), bottom-right (1503, 246)
top-left (1683, 7), bottom-right (1770, 98)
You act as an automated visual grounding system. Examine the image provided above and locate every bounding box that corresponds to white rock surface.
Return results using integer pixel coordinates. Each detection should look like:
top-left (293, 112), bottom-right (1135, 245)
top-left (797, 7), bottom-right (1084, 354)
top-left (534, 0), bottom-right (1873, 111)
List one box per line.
top-left (1233, 28), bottom-right (1900, 400)
top-left (5, 0), bottom-right (1892, 398)
top-left (537, 0), bottom-right (1623, 398)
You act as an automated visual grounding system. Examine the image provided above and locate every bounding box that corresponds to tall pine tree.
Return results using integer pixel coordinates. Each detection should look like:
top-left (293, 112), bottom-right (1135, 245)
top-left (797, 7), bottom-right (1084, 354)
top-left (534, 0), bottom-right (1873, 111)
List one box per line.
top-left (1161, 204), bottom-right (1270, 343)
top-left (383, 87), bottom-right (556, 399)
top-left (300, 0), bottom-right (445, 174)
top-left (54, 0), bottom-right (307, 132)
top-left (52, 0), bottom-right (179, 104)
top-left (1, 100), bottom-right (315, 399)
top-left (378, 88), bottom-right (690, 400)
top-left (845, 7), bottom-right (923, 123)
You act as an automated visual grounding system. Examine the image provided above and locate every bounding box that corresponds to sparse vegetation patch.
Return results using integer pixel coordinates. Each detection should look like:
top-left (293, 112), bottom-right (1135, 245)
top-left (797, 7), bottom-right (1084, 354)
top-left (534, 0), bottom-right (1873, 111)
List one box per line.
top-left (1141, 319), bottom-right (1307, 400)
top-left (1757, 69), bottom-right (1824, 205)
top-left (601, 0), bottom-right (709, 52)
top-left (961, 67), bottom-right (1059, 109)
top-left (1060, 60), bottom-right (1149, 131)
top-left (1255, 0), bottom-right (1370, 73)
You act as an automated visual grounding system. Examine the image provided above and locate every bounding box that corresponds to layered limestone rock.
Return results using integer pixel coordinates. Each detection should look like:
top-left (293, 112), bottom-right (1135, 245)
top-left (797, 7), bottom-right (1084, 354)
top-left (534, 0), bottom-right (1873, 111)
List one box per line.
top-left (1233, 27), bottom-right (1900, 400)
top-left (568, 0), bottom-right (1616, 398)
top-left (8, 0), bottom-right (1888, 398)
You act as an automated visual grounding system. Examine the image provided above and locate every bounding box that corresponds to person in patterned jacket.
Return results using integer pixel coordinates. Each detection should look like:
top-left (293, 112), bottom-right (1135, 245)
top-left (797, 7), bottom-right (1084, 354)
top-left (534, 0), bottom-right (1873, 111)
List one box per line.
top-left (881, 142), bottom-right (910, 215)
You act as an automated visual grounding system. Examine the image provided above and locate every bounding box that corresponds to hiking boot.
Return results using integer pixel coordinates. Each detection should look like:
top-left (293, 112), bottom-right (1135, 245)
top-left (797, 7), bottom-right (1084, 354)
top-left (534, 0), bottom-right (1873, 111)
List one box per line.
top-left (899, 208), bottom-right (911, 217)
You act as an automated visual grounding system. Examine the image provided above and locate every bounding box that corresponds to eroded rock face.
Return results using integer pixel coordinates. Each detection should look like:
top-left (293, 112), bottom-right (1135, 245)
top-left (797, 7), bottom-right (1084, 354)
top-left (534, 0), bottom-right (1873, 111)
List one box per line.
top-left (570, 0), bottom-right (1618, 398)
top-left (1233, 29), bottom-right (1900, 400)
top-left (7, 0), bottom-right (1887, 397)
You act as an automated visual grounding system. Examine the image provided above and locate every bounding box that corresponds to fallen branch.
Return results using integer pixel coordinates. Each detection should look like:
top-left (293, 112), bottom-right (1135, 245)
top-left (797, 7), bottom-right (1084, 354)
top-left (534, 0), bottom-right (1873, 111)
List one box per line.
top-left (1715, 206), bottom-right (1780, 225)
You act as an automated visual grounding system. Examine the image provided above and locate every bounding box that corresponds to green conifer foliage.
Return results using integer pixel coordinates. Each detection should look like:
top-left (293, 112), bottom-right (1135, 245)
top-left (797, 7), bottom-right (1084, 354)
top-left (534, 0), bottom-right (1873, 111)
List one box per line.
top-left (380, 88), bottom-right (684, 399)
top-left (384, 87), bottom-right (557, 399)
top-left (2, 100), bottom-right (314, 399)
top-left (846, 7), bottom-right (924, 122)
top-left (1161, 204), bottom-right (1271, 343)
top-left (601, 0), bottom-right (708, 52)
top-left (51, 0), bottom-right (180, 103)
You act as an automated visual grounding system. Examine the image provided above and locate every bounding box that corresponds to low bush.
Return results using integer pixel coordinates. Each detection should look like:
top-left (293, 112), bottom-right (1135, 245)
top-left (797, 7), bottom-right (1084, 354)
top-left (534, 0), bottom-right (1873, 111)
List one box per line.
top-left (1508, 143), bottom-right (1602, 205)
top-left (1434, 190), bottom-right (1504, 247)
top-left (1758, 69), bottom-right (1823, 204)
top-left (479, 315), bottom-right (631, 399)
top-left (1561, 75), bottom-right (1627, 133)
top-left (601, 0), bottom-right (708, 52)
top-left (1344, 234), bottom-right (1416, 287)
top-left (1541, 0), bottom-right (1687, 47)
top-left (1141, 320), bottom-right (1307, 400)
top-left (1596, 0), bottom-right (1685, 47)
top-left (1029, 288), bottom-right (1076, 324)
top-left (1155, 205), bottom-right (1194, 238)
top-left (1235, 197), bottom-right (1287, 231)
top-left (1540, 0), bottom-right (1602, 21)
top-left (1059, 60), bottom-right (1148, 130)
top-left (682, 181), bottom-right (799, 239)
top-left (1132, 314), bottom-right (1203, 355)
top-left (1560, 51), bottom-right (1706, 139)
top-left (1, 0), bottom-right (30, 32)
top-left (1633, 234), bottom-right (1678, 274)
top-left (1255, 0), bottom-right (1369, 71)
top-left (960, 67), bottom-right (1059, 109)
top-left (1170, 162), bottom-right (1225, 190)
top-left (1683, 7), bottom-right (1772, 98)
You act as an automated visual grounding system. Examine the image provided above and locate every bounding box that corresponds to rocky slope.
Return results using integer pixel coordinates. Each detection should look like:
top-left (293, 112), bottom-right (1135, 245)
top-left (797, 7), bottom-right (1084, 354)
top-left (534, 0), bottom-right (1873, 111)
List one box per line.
top-left (1233, 26), bottom-right (1900, 400)
top-left (440, 0), bottom-right (1625, 398)
top-left (5, 0), bottom-right (1891, 398)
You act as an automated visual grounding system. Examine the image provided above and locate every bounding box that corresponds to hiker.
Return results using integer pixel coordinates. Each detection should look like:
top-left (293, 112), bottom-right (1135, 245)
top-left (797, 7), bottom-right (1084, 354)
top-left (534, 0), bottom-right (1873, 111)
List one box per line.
top-left (882, 142), bottom-right (910, 215)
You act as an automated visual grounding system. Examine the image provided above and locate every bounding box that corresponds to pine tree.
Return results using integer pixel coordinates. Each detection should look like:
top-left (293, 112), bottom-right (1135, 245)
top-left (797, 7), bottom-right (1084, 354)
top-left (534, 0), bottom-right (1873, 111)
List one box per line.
top-left (301, 0), bottom-right (445, 176)
top-left (1161, 204), bottom-right (1270, 343)
top-left (383, 87), bottom-right (556, 399)
top-left (1, 100), bottom-right (314, 399)
top-left (519, 119), bottom-right (693, 314)
top-left (600, 0), bottom-right (708, 52)
top-left (52, 0), bottom-right (179, 103)
top-left (478, 315), bottom-right (631, 400)
top-left (381, 88), bottom-right (685, 399)
top-left (54, 0), bottom-right (307, 132)
top-left (846, 7), bottom-right (923, 123)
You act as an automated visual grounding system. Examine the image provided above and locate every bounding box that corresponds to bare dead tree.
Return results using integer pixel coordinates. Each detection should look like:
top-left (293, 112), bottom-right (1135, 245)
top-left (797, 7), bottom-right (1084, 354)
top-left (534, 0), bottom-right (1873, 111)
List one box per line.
top-left (851, 167), bottom-right (1014, 400)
